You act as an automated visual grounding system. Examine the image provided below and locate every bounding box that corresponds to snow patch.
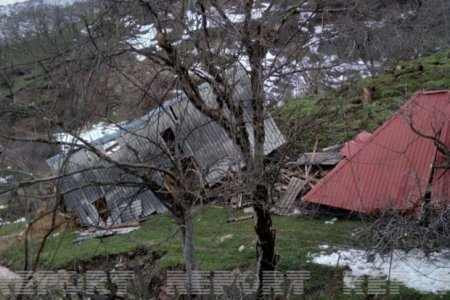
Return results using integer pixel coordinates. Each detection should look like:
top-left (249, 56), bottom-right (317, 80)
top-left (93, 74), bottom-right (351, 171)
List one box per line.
top-left (0, 0), bottom-right (28, 6)
top-left (54, 122), bottom-right (121, 153)
top-left (13, 217), bottom-right (26, 224)
top-left (324, 217), bottom-right (337, 224)
top-left (312, 248), bottom-right (450, 294)
top-left (251, 2), bottom-right (270, 19)
top-left (223, 8), bottom-right (244, 23)
top-left (128, 23), bottom-right (158, 50)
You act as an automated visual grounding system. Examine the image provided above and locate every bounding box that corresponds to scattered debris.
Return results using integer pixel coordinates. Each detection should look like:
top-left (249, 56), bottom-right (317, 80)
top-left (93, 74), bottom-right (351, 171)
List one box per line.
top-left (209, 205), bottom-right (224, 209)
top-left (272, 178), bottom-right (306, 216)
top-left (226, 215), bottom-right (253, 223)
top-left (297, 152), bottom-right (342, 166)
top-left (243, 207), bottom-right (254, 214)
top-left (322, 144), bottom-right (342, 152)
top-left (230, 194), bottom-right (243, 208)
top-left (292, 208), bottom-right (302, 216)
top-left (219, 233), bottom-right (234, 243)
top-left (238, 245), bottom-right (245, 252)
top-left (74, 226), bottom-right (140, 243)
top-left (13, 217), bottom-right (26, 224)
top-left (324, 218), bottom-right (337, 224)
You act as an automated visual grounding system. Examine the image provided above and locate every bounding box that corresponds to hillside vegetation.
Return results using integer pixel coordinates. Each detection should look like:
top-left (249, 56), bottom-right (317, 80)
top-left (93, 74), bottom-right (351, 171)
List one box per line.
top-left (275, 49), bottom-right (450, 150)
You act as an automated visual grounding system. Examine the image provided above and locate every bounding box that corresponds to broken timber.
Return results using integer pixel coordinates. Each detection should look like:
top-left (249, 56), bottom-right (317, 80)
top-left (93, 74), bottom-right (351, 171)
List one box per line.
top-left (297, 152), bottom-right (342, 166)
top-left (226, 215), bottom-right (253, 223)
top-left (272, 177), bottom-right (306, 216)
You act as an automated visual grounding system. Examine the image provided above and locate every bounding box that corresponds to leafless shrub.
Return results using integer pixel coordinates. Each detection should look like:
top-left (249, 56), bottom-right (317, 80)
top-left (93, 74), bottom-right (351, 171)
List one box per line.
top-left (358, 206), bottom-right (450, 254)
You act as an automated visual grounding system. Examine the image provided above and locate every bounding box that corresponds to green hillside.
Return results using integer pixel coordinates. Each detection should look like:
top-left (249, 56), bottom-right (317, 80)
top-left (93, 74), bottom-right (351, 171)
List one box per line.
top-left (275, 50), bottom-right (450, 150)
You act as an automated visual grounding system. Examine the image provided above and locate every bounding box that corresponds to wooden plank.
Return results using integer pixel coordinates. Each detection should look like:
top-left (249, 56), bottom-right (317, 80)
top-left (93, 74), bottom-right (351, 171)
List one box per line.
top-left (297, 152), bottom-right (342, 166)
top-left (226, 215), bottom-right (253, 223)
top-left (272, 178), bottom-right (306, 215)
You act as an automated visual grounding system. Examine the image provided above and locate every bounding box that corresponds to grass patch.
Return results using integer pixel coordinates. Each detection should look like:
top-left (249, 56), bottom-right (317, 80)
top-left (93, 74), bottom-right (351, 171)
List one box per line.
top-left (0, 207), bottom-right (444, 298)
top-left (0, 207), bottom-right (361, 271)
top-left (274, 49), bottom-right (450, 150)
top-left (0, 222), bottom-right (25, 238)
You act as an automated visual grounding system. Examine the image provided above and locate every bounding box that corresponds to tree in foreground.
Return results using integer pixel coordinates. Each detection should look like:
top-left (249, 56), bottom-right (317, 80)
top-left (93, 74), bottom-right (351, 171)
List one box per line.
top-left (0, 0), bottom-right (380, 296)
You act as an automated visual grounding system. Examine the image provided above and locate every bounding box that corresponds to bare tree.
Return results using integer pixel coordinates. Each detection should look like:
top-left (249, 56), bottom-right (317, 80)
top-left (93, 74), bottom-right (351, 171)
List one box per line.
top-left (116, 0), bottom-right (328, 293)
top-left (1, 0), bottom-right (407, 296)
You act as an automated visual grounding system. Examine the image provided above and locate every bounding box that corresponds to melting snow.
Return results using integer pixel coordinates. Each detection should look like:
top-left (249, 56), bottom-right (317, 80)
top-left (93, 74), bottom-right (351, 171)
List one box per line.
top-left (311, 248), bottom-right (450, 294)
top-left (0, 0), bottom-right (28, 5)
top-left (300, 11), bottom-right (313, 20)
top-left (54, 122), bottom-right (121, 153)
top-left (125, 23), bottom-right (161, 60)
top-left (13, 217), bottom-right (26, 224)
top-left (251, 2), bottom-right (270, 19)
top-left (119, 2), bottom-right (379, 99)
top-left (223, 8), bottom-right (245, 23)
top-left (128, 24), bottom-right (158, 50)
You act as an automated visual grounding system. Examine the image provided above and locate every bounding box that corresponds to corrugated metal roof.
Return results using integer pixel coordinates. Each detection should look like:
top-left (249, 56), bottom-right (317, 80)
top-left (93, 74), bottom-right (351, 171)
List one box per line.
top-left (46, 67), bottom-right (285, 225)
top-left (303, 90), bottom-right (450, 214)
top-left (340, 131), bottom-right (372, 158)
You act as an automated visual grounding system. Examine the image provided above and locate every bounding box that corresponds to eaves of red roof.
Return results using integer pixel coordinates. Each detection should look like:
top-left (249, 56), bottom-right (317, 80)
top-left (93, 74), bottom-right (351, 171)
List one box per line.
top-left (303, 90), bottom-right (450, 214)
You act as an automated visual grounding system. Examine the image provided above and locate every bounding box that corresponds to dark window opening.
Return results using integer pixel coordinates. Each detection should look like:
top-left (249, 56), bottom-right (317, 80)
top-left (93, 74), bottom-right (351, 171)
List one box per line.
top-left (161, 127), bottom-right (176, 155)
top-left (93, 197), bottom-right (110, 224)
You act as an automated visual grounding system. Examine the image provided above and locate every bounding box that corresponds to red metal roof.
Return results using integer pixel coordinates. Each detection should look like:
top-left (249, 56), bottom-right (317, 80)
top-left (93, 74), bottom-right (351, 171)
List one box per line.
top-left (340, 131), bottom-right (372, 158)
top-left (303, 90), bottom-right (450, 214)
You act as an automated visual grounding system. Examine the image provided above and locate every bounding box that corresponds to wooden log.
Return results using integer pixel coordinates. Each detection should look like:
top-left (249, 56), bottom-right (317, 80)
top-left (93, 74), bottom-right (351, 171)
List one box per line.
top-left (226, 215), bottom-right (253, 223)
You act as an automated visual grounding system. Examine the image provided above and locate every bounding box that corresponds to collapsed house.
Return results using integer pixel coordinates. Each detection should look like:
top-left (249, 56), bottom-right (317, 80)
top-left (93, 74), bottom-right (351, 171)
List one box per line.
top-left (46, 68), bottom-right (285, 226)
top-left (303, 90), bottom-right (450, 214)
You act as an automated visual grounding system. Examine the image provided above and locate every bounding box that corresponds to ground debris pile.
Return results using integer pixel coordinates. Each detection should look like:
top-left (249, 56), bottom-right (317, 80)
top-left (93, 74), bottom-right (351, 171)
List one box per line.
top-left (207, 150), bottom-right (335, 215)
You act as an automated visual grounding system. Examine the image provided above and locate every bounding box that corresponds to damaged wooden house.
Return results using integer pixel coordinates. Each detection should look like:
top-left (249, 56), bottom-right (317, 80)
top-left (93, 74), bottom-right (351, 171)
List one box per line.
top-left (46, 68), bottom-right (286, 227)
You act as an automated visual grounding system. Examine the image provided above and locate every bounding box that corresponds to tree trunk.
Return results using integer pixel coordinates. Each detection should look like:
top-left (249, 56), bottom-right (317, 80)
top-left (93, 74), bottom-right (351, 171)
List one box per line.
top-left (245, 36), bottom-right (278, 296)
top-left (253, 184), bottom-right (277, 297)
top-left (173, 201), bottom-right (198, 298)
